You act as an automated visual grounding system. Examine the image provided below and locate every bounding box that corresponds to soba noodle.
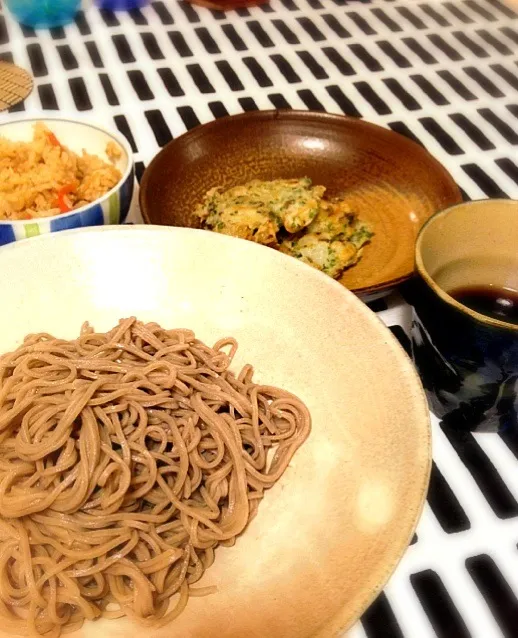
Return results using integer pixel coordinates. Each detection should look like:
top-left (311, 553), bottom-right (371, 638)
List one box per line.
top-left (0, 318), bottom-right (311, 637)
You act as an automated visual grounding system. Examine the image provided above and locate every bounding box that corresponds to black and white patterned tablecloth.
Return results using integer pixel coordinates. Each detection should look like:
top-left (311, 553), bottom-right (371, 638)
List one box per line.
top-left (1, 1), bottom-right (518, 637)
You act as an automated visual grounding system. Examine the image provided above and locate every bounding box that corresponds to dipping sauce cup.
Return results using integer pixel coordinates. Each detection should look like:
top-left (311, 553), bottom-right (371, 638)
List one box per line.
top-left (410, 199), bottom-right (518, 433)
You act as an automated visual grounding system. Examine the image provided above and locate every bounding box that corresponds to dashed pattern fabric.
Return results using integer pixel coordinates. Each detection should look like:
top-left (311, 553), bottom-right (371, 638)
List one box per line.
top-left (1, 1), bottom-right (518, 636)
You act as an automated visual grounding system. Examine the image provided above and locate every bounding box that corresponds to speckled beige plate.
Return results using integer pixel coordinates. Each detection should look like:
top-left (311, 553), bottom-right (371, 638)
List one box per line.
top-left (0, 226), bottom-right (431, 638)
top-left (140, 110), bottom-right (462, 298)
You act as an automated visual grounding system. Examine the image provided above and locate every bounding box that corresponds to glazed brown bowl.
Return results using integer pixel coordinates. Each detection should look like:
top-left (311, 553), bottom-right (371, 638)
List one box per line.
top-left (140, 110), bottom-right (462, 297)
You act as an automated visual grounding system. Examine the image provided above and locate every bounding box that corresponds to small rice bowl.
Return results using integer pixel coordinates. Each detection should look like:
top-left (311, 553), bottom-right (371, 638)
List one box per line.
top-left (0, 122), bottom-right (123, 220)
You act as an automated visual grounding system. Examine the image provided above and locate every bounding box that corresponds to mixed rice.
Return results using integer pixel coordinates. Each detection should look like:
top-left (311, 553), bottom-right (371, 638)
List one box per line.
top-left (0, 123), bottom-right (122, 221)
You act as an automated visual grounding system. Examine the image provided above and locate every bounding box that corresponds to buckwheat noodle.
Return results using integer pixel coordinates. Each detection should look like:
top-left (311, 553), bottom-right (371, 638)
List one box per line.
top-left (0, 318), bottom-right (310, 637)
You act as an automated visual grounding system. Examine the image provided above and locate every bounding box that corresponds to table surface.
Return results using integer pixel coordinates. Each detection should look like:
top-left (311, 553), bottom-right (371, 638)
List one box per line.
top-left (1, 1), bottom-right (518, 637)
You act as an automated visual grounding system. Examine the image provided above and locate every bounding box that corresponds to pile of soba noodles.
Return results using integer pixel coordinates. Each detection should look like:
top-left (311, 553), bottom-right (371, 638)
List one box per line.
top-left (0, 318), bottom-right (310, 637)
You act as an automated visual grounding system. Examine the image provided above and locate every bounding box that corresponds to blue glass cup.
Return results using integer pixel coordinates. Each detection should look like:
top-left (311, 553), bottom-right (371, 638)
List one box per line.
top-left (5, 0), bottom-right (81, 29)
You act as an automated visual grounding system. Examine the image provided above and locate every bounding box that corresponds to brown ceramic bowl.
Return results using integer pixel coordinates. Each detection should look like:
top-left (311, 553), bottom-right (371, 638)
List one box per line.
top-left (140, 110), bottom-right (462, 297)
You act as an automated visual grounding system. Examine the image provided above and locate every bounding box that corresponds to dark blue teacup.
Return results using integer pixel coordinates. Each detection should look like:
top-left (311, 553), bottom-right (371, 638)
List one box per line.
top-left (409, 199), bottom-right (518, 433)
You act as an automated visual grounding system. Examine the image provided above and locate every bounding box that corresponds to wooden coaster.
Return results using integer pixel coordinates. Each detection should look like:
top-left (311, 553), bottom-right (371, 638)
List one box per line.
top-left (0, 61), bottom-right (33, 111)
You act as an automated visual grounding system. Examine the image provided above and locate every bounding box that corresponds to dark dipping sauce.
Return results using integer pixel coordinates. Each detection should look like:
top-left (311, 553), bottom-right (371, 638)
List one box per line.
top-left (449, 285), bottom-right (518, 325)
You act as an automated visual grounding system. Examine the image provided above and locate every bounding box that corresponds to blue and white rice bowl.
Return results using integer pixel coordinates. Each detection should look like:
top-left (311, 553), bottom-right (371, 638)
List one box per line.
top-left (0, 116), bottom-right (134, 246)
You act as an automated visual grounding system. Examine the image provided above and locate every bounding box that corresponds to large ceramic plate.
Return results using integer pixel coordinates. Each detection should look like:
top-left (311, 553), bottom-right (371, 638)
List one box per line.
top-left (0, 226), bottom-right (431, 638)
top-left (139, 110), bottom-right (461, 298)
